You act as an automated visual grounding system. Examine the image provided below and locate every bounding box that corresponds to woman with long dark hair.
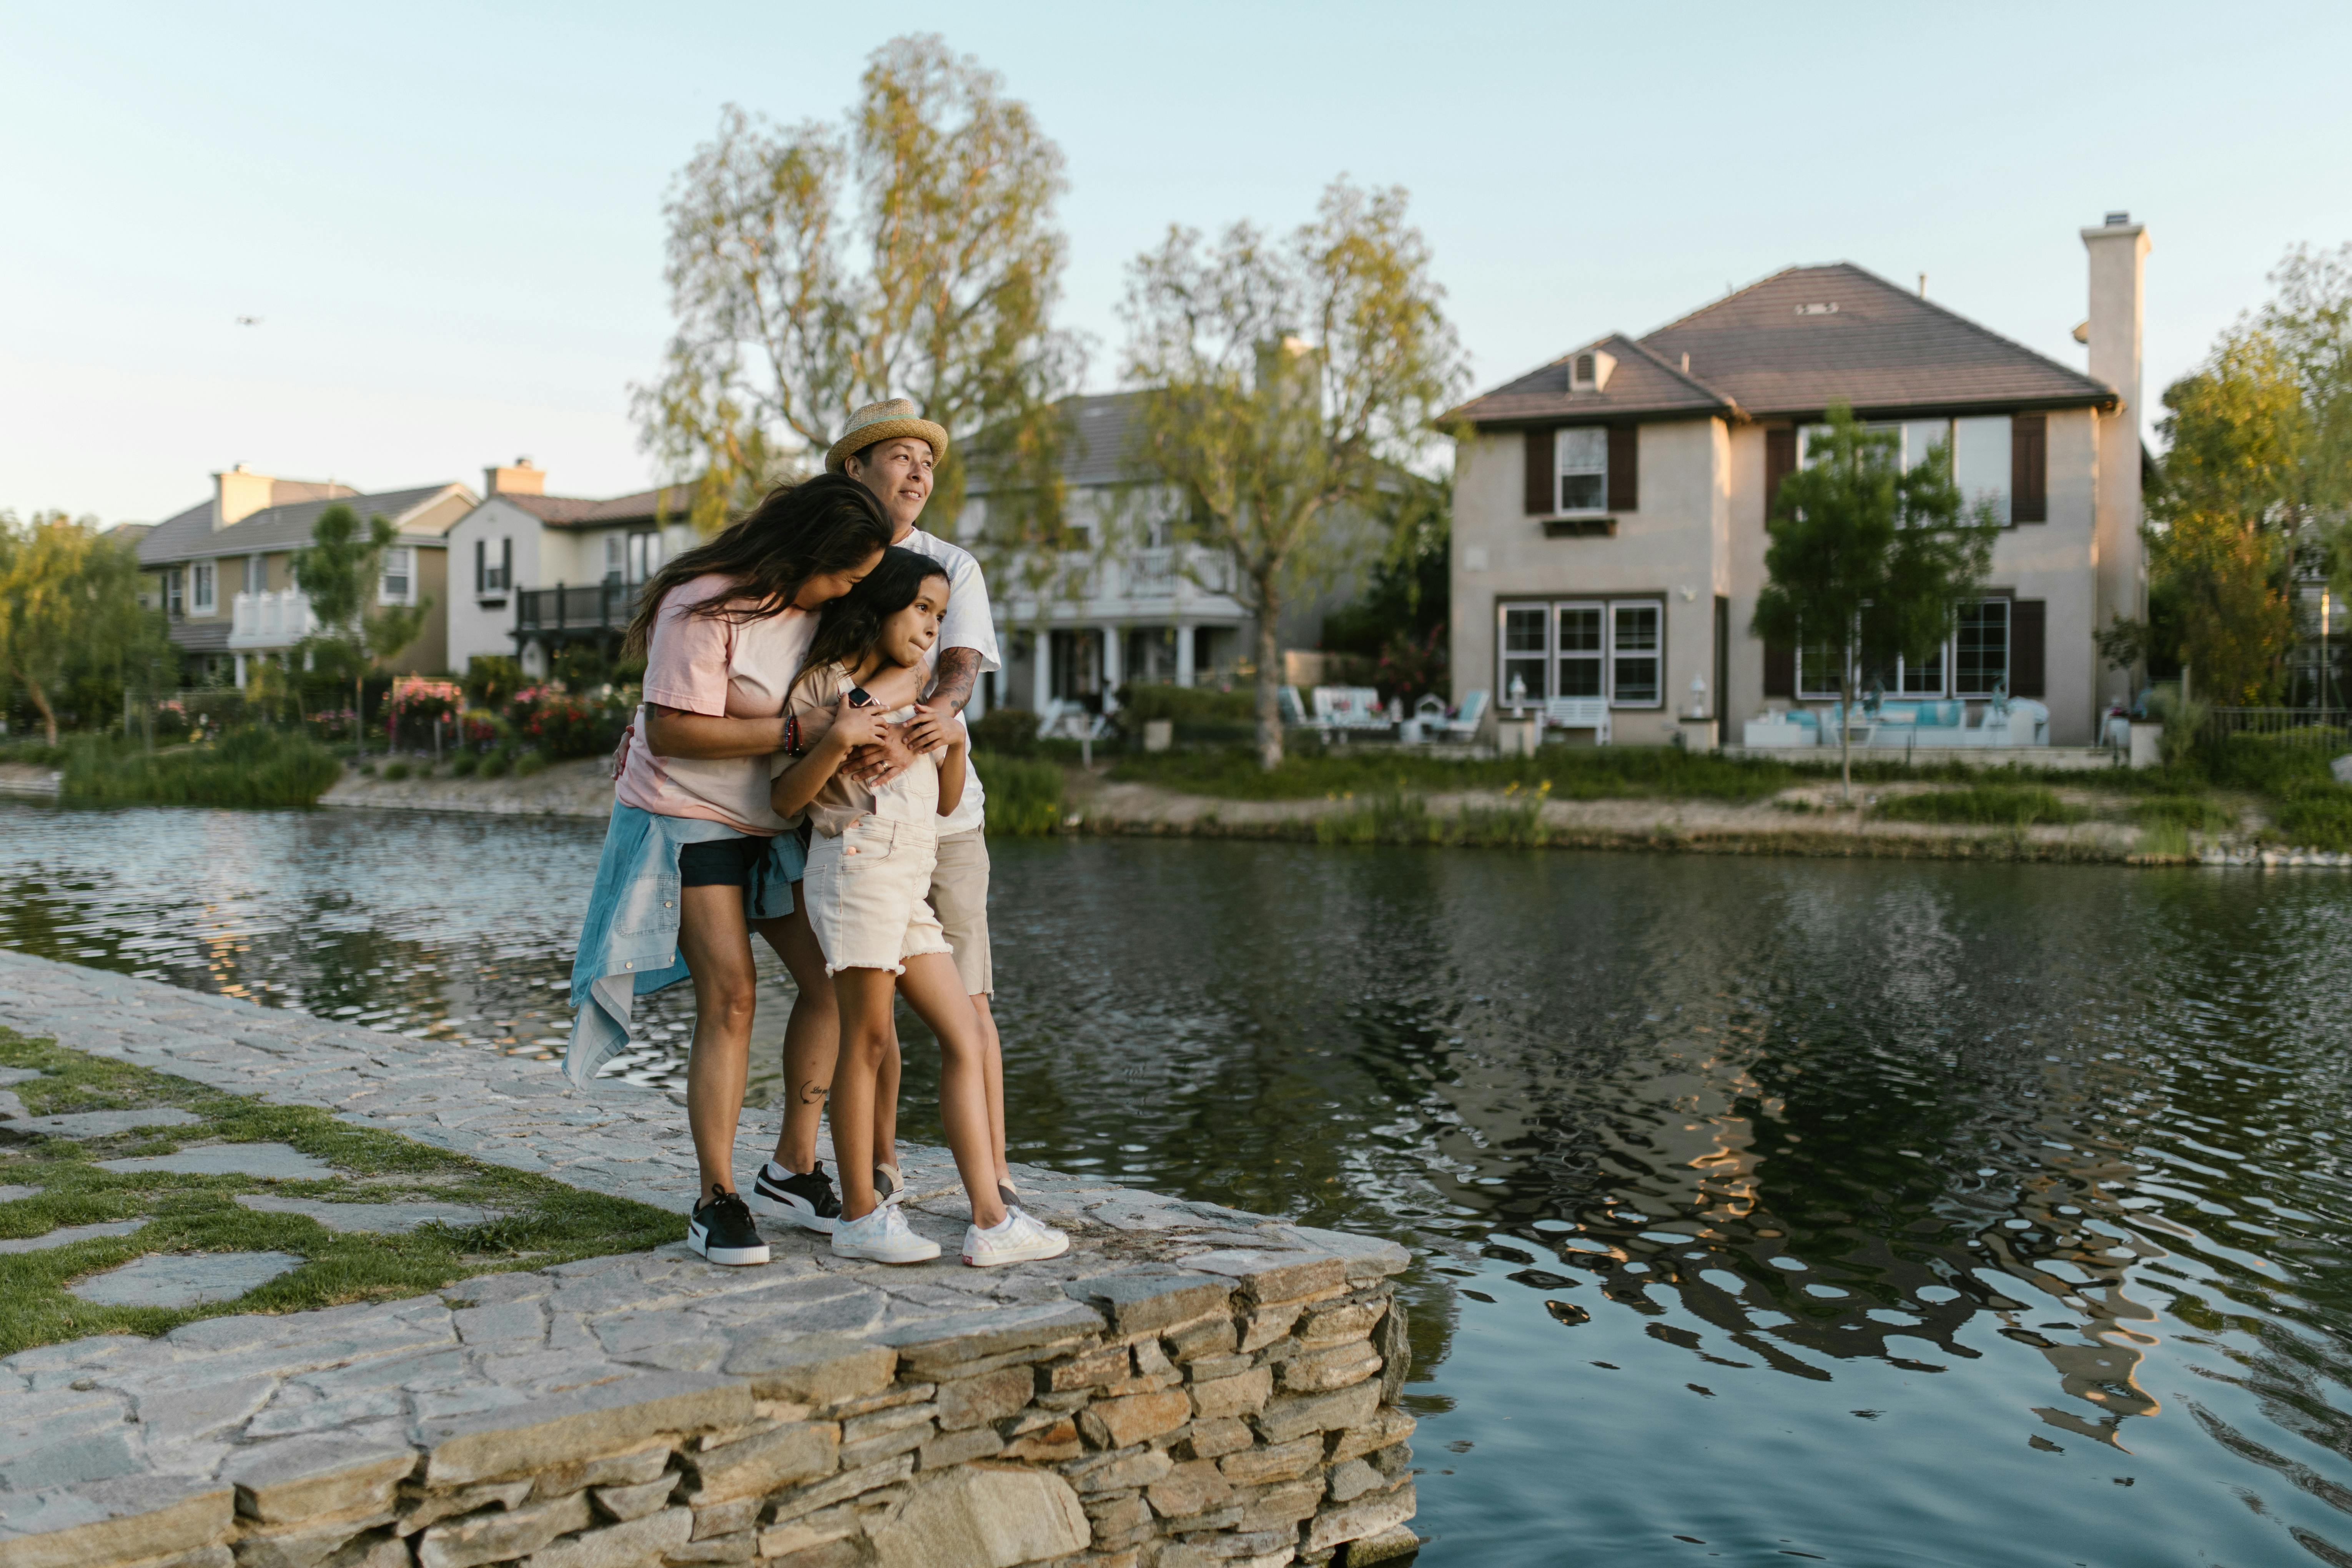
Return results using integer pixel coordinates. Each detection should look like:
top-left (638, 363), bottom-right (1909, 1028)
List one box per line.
top-left (564, 474), bottom-right (892, 1267)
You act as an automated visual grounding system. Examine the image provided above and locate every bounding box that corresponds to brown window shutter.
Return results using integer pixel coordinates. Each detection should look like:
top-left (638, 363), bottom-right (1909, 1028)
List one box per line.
top-left (1524, 428), bottom-right (1553, 515)
top-left (1763, 642), bottom-right (1795, 698)
top-left (2010, 415), bottom-right (2047, 523)
top-left (2009, 599), bottom-right (2046, 696)
top-left (1607, 426), bottom-right (1638, 512)
top-left (1765, 427), bottom-right (1797, 516)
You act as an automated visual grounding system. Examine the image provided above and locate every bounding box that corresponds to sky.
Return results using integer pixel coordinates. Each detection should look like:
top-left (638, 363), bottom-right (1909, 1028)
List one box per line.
top-left (5, 2), bottom-right (2349, 526)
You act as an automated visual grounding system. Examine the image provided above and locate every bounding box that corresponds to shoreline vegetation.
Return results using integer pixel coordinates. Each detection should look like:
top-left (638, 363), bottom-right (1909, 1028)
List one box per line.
top-left (10, 728), bottom-right (2351, 867)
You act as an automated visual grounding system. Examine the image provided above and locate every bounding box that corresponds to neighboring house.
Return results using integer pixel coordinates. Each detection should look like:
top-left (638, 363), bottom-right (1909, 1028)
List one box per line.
top-left (1445, 216), bottom-right (2152, 748)
top-left (441, 462), bottom-right (697, 678)
top-left (951, 391), bottom-right (1337, 717)
top-left (135, 465), bottom-right (475, 684)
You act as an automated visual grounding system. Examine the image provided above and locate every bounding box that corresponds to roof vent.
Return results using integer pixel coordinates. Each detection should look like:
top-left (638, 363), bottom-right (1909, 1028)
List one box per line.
top-left (2104, 210), bottom-right (2130, 226)
top-left (1795, 302), bottom-right (1838, 316)
top-left (1569, 349), bottom-right (1616, 392)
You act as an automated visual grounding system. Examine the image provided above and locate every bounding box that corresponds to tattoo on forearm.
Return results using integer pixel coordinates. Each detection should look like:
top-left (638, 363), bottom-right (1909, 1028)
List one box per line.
top-left (930, 647), bottom-right (981, 713)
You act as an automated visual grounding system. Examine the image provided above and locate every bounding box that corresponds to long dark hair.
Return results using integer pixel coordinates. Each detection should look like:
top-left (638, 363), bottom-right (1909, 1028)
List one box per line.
top-left (621, 474), bottom-right (890, 660)
top-left (787, 546), bottom-right (951, 703)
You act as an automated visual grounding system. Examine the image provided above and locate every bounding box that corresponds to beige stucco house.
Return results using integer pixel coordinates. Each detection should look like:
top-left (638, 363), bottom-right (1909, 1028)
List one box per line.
top-left (135, 466), bottom-right (475, 683)
top-left (1445, 216), bottom-right (2152, 748)
top-left (441, 462), bottom-right (698, 678)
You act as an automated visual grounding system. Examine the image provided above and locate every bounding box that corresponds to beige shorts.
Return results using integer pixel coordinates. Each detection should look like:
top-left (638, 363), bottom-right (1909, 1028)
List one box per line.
top-left (801, 817), bottom-right (953, 977)
top-left (927, 828), bottom-right (993, 996)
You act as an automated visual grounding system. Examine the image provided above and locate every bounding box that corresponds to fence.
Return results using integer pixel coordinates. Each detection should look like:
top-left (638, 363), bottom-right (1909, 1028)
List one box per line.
top-left (2206, 707), bottom-right (2352, 746)
top-left (516, 582), bottom-right (642, 638)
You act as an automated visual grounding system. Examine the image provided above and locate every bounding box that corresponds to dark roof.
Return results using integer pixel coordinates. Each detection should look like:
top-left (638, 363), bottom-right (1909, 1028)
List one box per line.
top-left (965, 392), bottom-right (1149, 495)
top-left (1444, 333), bottom-right (1732, 428)
top-left (491, 486), bottom-right (697, 528)
top-left (1450, 262), bottom-right (2116, 428)
top-left (137, 484), bottom-right (472, 566)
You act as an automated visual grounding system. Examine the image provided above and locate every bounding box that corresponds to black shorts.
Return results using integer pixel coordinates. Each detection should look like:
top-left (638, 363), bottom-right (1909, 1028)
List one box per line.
top-left (678, 835), bottom-right (768, 888)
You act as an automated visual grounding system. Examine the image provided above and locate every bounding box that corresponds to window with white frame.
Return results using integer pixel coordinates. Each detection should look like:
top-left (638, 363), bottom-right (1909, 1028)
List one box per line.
top-left (626, 531), bottom-right (661, 585)
top-left (1798, 599), bottom-right (2012, 699)
top-left (1495, 597), bottom-right (1665, 708)
top-left (379, 547), bottom-right (414, 605)
top-left (604, 534), bottom-right (625, 584)
top-left (1554, 428), bottom-right (1608, 514)
top-left (190, 560), bottom-right (215, 613)
top-left (245, 554), bottom-right (266, 594)
top-left (167, 567), bottom-right (185, 616)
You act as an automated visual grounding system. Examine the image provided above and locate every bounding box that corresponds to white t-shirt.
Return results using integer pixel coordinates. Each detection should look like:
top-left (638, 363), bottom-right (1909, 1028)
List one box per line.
top-left (898, 527), bottom-right (999, 836)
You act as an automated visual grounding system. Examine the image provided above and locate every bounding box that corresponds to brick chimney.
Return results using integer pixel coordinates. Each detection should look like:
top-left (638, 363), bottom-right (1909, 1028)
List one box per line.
top-left (484, 457), bottom-right (545, 497)
top-left (212, 464), bottom-right (275, 530)
top-left (2082, 211), bottom-right (2151, 704)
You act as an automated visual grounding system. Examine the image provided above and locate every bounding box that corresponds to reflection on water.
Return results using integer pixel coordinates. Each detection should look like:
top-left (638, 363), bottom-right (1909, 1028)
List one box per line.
top-left (5, 805), bottom-right (2352, 1566)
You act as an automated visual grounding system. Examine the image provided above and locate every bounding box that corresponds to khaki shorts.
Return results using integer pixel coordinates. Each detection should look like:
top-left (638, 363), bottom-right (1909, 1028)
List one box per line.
top-left (801, 817), bottom-right (953, 977)
top-left (927, 828), bottom-right (993, 996)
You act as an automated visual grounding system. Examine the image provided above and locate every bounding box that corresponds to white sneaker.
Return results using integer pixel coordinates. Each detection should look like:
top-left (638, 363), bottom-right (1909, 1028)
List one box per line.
top-left (831, 1202), bottom-right (941, 1264)
top-left (963, 1207), bottom-right (1071, 1267)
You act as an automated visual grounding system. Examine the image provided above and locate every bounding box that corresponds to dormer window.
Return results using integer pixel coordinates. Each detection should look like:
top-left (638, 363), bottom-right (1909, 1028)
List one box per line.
top-left (1570, 350), bottom-right (1616, 392)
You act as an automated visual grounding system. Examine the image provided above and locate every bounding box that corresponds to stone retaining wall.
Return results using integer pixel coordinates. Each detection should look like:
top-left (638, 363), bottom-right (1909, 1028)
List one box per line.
top-left (0, 953), bottom-right (1422, 1568)
top-left (1, 1248), bottom-right (1415, 1568)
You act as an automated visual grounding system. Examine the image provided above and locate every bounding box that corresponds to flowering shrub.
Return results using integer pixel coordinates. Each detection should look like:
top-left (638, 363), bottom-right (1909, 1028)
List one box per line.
top-left (386, 677), bottom-right (462, 749)
top-left (504, 685), bottom-right (624, 758)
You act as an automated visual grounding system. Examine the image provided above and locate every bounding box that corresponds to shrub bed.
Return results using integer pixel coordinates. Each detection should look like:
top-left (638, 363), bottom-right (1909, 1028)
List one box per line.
top-left (59, 730), bottom-right (344, 809)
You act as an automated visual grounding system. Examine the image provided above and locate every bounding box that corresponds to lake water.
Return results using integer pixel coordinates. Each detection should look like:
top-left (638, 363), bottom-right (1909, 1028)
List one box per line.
top-left (4, 802), bottom-right (2350, 1567)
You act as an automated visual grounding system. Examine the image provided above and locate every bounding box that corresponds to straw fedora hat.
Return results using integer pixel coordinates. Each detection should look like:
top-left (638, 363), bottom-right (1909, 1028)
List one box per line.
top-left (825, 399), bottom-right (949, 474)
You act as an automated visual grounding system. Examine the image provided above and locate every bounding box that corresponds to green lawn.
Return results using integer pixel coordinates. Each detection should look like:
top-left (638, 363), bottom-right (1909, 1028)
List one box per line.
top-left (0, 1029), bottom-right (679, 1355)
top-left (1872, 786), bottom-right (2086, 827)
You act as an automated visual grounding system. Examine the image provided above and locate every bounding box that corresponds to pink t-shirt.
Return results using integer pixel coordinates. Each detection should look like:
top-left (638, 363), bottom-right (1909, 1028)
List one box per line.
top-left (615, 574), bottom-right (814, 834)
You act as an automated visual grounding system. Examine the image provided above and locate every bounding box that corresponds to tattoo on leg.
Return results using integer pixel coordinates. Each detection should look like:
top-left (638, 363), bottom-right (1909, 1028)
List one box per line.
top-left (798, 1081), bottom-right (830, 1104)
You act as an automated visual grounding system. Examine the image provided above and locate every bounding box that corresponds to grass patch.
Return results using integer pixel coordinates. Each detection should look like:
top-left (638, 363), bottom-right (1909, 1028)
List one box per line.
top-left (1313, 785), bottom-right (1553, 848)
top-left (2137, 820), bottom-right (2194, 859)
top-left (59, 730), bottom-right (344, 809)
top-left (2269, 787), bottom-right (2352, 851)
top-left (0, 1028), bottom-right (679, 1355)
top-left (2131, 795), bottom-right (2236, 833)
top-left (1112, 745), bottom-right (1795, 803)
top-left (975, 750), bottom-right (1063, 836)
top-left (1873, 786), bottom-right (2086, 826)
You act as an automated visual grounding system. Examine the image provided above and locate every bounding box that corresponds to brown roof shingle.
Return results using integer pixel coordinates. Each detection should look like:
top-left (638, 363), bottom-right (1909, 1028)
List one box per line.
top-left (497, 486), bottom-right (696, 527)
top-left (1450, 262), bottom-right (2115, 429)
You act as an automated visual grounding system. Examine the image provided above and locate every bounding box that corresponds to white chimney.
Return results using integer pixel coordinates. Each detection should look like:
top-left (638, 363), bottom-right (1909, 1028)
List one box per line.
top-left (211, 463), bottom-right (275, 530)
top-left (2082, 212), bottom-right (2150, 702)
top-left (485, 457), bottom-right (544, 497)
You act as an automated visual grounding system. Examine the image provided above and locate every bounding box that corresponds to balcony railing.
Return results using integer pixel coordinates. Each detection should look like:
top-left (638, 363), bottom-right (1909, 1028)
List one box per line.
top-left (516, 581), bottom-right (644, 638)
top-left (229, 590), bottom-right (316, 648)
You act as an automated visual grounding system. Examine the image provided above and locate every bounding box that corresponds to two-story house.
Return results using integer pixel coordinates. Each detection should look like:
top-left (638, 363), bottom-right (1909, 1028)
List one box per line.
top-left (1445, 216), bottom-right (2152, 748)
top-left (135, 466), bottom-right (476, 684)
top-left (954, 391), bottom-right (1357, 716)
top-left (441, 462), bottom-right (697, 678)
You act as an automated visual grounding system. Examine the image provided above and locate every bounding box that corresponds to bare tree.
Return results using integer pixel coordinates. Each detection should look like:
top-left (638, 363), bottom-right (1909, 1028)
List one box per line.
top-left (1120, 179), bottom-right (1465, 768)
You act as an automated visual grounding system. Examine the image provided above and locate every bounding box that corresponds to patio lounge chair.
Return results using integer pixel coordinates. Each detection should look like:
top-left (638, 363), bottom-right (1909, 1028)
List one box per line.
top-left (1441, 688), bottom-right (1489, 742)
top-left (1277, 685), bottom-right (1309, 727)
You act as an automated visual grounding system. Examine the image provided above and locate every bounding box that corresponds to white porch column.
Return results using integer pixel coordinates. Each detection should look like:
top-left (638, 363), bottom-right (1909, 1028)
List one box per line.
top-left (233, 653), bottom-right (248, 689)
top-left (1100, 625), bottom-right (1123, 710)
top-left (1174, 621), bottom-right (1195, 687)
top-left (1031, 630), bottom-right (1052, 712)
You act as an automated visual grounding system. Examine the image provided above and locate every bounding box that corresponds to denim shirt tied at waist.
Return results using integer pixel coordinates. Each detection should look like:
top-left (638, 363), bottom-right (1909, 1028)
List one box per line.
top-left (562, 801), bottom-right (803, 1087)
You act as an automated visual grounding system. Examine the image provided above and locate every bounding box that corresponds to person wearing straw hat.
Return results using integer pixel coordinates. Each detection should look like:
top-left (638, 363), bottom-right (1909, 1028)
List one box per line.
top-left (753, 399), bottom-right (1023, 1233)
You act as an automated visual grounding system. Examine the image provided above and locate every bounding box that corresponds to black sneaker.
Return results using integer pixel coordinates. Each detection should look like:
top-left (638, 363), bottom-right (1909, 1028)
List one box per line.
top-left (688, 1186), bottom-right (770, 1266)
top-left (754, 1159), bottom-right (840, 1234)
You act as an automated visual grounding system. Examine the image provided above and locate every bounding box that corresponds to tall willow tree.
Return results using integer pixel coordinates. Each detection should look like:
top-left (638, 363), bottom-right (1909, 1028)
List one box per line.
top-left (635, 35), bottom-right (1082, 535)
top-left (1121, 179), bottom-right (1465, 769)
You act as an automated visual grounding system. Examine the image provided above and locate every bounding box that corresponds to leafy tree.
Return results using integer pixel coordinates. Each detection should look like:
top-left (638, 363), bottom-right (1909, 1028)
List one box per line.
top-left (2143, 330), bottom-right (2305, 705)
top-left (291, 504), bottom-right (428, 748)
top-left (0, 512), bottom-right (164, 743)
top-left (1751, 404), bottom-right (2000, 797)
top-left (1120, 179), bottom-right (1466, 768)
top-left (634, 34), bottom-right (1082, 535)
top-left (1321, 471), bottom-right (1452, 703)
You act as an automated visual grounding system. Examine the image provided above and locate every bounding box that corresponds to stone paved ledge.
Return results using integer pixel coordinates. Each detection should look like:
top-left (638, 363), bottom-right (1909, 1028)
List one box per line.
top-left (0, 952), bottom-right (1421, 1568)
